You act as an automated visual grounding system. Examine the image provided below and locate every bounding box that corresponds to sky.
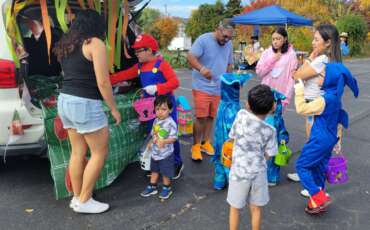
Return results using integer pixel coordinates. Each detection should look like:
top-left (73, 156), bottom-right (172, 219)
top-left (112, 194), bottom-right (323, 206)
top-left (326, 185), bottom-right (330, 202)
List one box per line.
top-left (147, 0), bottom-right (251, 19)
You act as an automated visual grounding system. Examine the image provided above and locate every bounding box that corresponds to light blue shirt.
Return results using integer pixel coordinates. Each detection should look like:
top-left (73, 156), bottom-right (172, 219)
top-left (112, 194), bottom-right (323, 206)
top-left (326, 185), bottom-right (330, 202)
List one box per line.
top-left (190, 32), bottom-right (233, 96)
top-left (340, 42), bottom-right (349, 56)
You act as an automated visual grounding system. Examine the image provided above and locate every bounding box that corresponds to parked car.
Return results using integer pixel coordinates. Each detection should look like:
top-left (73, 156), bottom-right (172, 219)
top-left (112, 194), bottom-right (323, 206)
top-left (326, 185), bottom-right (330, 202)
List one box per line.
top-left (0, 0), bottom-right (143, 159)
top-left (0, 0), bottom-right (47, 157)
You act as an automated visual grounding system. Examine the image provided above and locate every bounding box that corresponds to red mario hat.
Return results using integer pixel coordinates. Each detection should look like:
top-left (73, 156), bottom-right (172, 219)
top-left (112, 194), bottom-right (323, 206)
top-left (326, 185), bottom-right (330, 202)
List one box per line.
top-left (132, 34), bottom-right (159, 52)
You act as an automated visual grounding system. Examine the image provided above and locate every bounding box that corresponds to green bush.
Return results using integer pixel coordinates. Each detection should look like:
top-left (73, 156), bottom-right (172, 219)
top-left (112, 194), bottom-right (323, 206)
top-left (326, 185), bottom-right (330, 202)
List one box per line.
top-left (160, 50), bottom-right (189, 69)
top-left (336, 14), bottom-right (368, 56)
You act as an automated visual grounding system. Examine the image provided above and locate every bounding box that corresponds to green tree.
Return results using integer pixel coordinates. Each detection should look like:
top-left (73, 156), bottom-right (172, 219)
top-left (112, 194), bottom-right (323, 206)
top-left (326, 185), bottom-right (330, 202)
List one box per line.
top-left (185, 0), bottom-right (225, 41)
top-left (337, 14), bottom-right (368, 55)
top-left (225, 0), bottom-right (242, 17)
top-left (137, 8), bottom-right (161, 33)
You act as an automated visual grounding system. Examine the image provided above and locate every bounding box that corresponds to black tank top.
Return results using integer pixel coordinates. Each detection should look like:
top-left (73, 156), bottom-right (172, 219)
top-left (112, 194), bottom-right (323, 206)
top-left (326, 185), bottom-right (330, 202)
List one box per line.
top-left (60, 45), bottom-right (102, 100)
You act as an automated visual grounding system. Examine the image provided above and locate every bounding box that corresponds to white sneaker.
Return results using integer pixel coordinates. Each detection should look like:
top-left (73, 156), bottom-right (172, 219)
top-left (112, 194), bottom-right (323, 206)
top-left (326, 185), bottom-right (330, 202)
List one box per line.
top-left (300, 189), bottom-right (310, 198)
top-left (287, 173), bottom-right (300, 182)
top-left (73, 198), bottom-right (109, 214)
top-left (69, 196), bottom-right (80, 209)
top-left (268, 182), bottom-right (277, 187)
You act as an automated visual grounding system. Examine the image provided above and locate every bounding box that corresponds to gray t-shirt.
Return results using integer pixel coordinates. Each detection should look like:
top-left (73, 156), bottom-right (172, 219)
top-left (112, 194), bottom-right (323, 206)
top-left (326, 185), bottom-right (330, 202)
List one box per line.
top-left (150, 116), bottom-right (178, 160)
top-left (190, 32), bottom-right (234, 96)
top-left (228, 110), bottom-right (278, 182)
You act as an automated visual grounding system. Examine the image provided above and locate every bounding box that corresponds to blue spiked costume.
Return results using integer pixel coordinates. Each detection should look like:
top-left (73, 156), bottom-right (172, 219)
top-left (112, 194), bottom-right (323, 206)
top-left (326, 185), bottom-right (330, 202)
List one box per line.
top-left (294, 63), bottom-right (358, 213)
top-left (265, 91), bottom-right (289, 184)
top-left (212, 73), bottom-right (253, 190)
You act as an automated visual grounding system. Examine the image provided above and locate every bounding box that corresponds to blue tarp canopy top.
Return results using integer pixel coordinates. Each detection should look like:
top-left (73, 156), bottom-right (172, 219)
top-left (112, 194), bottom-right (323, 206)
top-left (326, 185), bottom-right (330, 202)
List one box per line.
top-left (232, 5), bottom-right (313, 26)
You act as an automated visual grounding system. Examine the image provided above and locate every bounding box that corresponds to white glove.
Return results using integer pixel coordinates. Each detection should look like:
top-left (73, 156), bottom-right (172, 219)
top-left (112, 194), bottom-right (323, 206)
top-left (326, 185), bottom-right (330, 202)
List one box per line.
top-left (143, 85), bottom-right (157, 95)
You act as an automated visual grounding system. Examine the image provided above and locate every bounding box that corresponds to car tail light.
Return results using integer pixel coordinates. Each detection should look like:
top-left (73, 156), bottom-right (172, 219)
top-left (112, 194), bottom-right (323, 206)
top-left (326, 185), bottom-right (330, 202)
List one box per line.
top-left (22, 124), bottom-right (33, 130)
top-left (9, 110), bottom-right (24, 136)
top-left (0, 59), bottom-right (17, 88)
top-left (11, 119), bottom-right (24, 135)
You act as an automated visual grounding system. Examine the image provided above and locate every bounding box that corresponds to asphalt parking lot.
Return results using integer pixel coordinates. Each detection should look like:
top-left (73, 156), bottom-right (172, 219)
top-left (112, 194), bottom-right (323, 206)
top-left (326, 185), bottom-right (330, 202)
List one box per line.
top-left (0, 58), bottom-right (369, 230)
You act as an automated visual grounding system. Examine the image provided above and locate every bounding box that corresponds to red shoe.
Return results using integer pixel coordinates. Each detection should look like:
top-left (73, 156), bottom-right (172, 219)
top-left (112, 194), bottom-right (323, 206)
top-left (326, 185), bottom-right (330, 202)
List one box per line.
top-left (305, 190), bottom-right (331, 215)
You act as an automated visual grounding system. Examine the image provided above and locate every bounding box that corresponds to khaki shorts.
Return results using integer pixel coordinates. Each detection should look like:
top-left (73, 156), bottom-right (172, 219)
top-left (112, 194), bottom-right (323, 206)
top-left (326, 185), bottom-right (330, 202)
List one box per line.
top-left (192, 90), bottom-right (220, 118)
top-left (227, 171), bottom-right (269, 208)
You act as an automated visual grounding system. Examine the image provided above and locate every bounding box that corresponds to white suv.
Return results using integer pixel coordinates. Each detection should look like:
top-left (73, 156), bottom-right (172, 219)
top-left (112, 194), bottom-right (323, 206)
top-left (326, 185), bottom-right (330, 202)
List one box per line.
top-left (0, 0), bottom-right (144, 159)
top-left (0, 0), bottom-right (47, 157)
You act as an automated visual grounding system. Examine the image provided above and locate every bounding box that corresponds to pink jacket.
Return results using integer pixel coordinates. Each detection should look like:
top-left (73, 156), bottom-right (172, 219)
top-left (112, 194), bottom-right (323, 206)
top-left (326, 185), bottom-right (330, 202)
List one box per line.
top-left (256, 46), bottom-right (298, 107)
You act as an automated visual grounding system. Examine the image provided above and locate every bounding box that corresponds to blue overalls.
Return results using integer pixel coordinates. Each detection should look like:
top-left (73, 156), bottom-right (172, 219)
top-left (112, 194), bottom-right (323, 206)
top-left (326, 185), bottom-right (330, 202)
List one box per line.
top-left (138, 59), bottom-right (182, 167)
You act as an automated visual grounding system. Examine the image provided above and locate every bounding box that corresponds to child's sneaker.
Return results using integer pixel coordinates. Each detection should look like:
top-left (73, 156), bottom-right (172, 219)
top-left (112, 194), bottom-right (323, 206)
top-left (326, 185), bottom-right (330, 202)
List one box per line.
top-left (191, 144), bottom-right (203, 161)
top-left (140, 185), bottom-right (158, 197)
top-left (159, 186), bottom-right (173, 199)
top-left (201, 141), bottom-right (215, 155)
top-left (73, 198), bottom-right (109, 214)
top-left (305, 190), bottom-right (331, 215)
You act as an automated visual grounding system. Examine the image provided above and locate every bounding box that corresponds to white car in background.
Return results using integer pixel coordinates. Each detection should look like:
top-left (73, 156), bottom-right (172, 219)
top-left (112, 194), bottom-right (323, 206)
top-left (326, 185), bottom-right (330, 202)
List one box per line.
top-left (0, 0), bottom-right (144, 160)
top-left (0, 0), bottom-right (46, 158)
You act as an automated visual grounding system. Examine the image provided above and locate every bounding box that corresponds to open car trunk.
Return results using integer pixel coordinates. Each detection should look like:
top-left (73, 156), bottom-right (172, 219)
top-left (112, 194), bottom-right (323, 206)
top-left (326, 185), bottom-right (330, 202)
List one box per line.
top-left (7, 0), bottom-right (147, 199)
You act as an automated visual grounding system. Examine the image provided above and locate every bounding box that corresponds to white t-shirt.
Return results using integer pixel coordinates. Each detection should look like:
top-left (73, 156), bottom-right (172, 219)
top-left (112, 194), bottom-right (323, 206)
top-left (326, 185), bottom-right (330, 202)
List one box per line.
top-left (304, 55), bottom-right (328, 100)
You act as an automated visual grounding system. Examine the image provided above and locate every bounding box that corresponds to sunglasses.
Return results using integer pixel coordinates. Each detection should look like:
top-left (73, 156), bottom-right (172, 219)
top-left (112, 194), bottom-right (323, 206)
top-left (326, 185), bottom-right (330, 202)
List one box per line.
top-left (134, 48), bottom-right (148, 55)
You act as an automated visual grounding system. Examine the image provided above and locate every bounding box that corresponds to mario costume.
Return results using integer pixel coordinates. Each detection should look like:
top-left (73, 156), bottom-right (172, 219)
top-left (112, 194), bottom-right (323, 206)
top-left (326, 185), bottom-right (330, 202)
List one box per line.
top-left (110, 34), bottom-right (183, 172)
top-left (294, 63), bottom-right (358, 214)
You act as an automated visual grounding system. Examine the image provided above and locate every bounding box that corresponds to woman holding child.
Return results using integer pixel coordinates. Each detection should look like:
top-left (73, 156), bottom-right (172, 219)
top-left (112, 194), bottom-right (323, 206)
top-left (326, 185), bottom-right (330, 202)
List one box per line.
top-left (287, 24), bottom-right (342, 197)
top-left (292, 24), bottom-right (358, 214)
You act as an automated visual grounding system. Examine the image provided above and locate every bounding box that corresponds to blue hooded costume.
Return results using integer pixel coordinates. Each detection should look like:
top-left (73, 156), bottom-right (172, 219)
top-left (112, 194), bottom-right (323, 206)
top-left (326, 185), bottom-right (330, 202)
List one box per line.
top-left (295, 63), bottom-right (359, 197)
top-left (212, 73), bottom-right (253, 190)
top-left (265, 91), bottom-right (289, 184)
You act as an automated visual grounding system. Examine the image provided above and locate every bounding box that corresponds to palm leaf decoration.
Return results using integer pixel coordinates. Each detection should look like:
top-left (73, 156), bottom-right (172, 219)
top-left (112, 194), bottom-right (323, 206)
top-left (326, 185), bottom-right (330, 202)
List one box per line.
top-left (40, 0), bottom-right (52, 63)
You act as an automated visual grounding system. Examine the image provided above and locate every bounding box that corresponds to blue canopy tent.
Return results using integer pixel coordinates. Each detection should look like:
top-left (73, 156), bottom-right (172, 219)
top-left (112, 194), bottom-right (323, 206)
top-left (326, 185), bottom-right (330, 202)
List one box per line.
top-left (232, 5), bottom-right (313, 26)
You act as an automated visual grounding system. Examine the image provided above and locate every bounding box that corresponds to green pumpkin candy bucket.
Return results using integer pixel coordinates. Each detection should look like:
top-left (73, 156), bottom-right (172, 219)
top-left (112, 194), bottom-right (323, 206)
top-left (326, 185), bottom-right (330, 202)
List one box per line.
top-left (274, 144), bottom-right (292, 166)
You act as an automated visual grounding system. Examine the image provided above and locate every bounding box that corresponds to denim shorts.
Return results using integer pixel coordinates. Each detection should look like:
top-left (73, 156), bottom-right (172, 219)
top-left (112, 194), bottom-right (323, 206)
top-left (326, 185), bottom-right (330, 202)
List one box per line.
top-left (150, 154), bottom-right (175, 178)
top-left (57, 93), bottom-right (108, 134)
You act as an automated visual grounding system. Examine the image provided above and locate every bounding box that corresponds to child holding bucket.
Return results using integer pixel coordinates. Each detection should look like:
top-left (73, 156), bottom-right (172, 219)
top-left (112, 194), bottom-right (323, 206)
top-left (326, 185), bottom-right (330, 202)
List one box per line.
top-left (227, 85), bottom-right (278, 230)
top-left (109, 34), bottom-right (184, 179)
top-left (293, 59), bottom-right (358, 214)
top-left (140, 95), bottom-right (178, 199)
